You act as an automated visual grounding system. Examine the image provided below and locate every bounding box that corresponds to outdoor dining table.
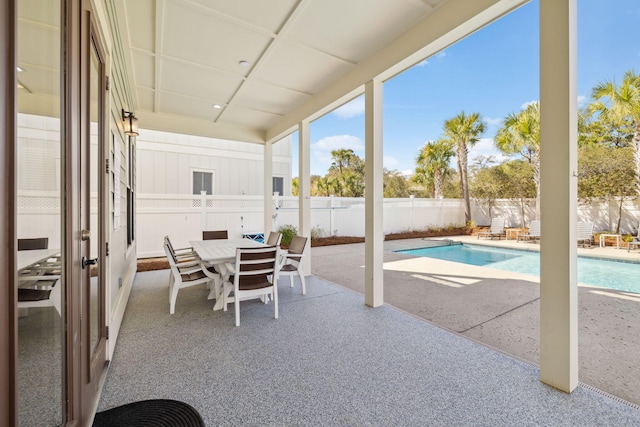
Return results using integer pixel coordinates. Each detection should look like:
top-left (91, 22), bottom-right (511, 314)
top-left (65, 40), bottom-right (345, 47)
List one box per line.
top-left (17, 248), bottom-right (60, 271)
top-left (189, 238), bottom-right (266, 310)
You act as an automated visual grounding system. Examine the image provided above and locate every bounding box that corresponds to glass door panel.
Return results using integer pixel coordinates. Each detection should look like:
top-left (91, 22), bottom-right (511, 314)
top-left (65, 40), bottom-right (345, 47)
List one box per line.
top-left (89, 39), bottom-right (101, 356)
top-left (16, 0), bottom-right (63, 425)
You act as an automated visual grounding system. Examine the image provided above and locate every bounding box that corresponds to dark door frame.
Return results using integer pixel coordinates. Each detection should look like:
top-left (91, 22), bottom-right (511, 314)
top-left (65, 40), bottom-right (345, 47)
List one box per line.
top-left (0, 0), bottom-right (18, 425)
top-left (79, 7), bottom-right (109, 422)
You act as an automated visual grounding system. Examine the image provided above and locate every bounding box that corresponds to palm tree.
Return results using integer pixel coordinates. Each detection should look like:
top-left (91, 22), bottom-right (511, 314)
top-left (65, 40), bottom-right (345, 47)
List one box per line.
top-left (590, 70), bottom-right (640, 195)
top-left (328, 149), bottom-right (356, 196)
top-left (495, 102), bottom-right (540, 219)
top-left (330, 149), bottom-right (355, 176)
top-left (415, 139), bottom-right (455, 198)
top-left (444, 112), bottom-right (485, 222)
top-left (313, 176), bottom-right (331, 196)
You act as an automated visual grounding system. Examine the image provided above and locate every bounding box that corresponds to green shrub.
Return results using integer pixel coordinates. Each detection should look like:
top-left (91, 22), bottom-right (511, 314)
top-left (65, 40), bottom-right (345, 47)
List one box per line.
top-left (278, 224), bottom-right (298, 247)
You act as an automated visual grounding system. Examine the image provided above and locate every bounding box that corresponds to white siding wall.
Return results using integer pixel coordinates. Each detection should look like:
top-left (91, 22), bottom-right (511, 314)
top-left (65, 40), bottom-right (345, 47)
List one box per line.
top-left (136, 129), bottom-right (292, 196)
top-left (17, 114), bottom-right (62, 248)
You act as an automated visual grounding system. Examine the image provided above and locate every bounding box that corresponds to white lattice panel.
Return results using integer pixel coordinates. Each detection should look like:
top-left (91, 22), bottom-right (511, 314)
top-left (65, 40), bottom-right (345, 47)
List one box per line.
top-left (17, 194), bottom-right (60, 210)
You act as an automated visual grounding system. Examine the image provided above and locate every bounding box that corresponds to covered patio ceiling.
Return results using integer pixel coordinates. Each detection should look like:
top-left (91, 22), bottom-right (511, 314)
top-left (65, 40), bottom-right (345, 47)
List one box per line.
top-left (111, 0), bottom-right (528, 143)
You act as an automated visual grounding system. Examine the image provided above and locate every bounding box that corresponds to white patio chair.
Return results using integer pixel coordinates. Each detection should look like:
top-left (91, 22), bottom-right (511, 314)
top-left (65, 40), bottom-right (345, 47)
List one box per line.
top-left (279, 235), bottom-right (308, 295)
top-left (164, 243), bottom-right (213, 314)
top-left (164, 236), bottom-right (202, 287)
top-left (222, 245), bottom-right (280, 326)
top-left (477, 218), bottom-right (506, 240)
top-left (577, 222), bottom-right (594, 248)
top-left (517, 220), bottom-right (541, 243)
top-left (628, 227), bottom-right (640, 252)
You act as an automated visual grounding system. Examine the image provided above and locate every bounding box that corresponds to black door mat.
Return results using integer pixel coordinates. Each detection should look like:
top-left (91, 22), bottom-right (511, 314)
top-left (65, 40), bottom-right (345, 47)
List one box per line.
top-left (93, 399), bottom-right (205, 427)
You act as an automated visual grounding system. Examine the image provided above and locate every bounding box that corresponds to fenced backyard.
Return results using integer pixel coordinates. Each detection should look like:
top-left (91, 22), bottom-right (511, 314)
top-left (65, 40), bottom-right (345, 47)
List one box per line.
top-left (133, 194), bottom-right (640, 258)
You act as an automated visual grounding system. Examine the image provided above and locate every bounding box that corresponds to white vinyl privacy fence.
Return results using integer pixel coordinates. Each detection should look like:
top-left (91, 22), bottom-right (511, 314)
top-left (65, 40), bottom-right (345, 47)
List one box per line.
top-left (16, 191), bottom-right (639, 258)
top-left (135, 193), bottom-right (640, 258)
top-left (136, 194), bottom-right (466, 258)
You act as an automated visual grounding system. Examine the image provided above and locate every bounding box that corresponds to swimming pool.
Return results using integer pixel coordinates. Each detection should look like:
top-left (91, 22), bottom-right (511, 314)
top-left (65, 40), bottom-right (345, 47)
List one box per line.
top-left (396, 243), bottom-right (640, 294)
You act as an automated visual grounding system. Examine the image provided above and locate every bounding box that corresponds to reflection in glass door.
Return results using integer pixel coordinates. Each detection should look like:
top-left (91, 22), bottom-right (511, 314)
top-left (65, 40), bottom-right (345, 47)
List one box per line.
top-left (89, 37), bottom-right (101, 361)
top-left (16, 0), bottom-right (63, 425)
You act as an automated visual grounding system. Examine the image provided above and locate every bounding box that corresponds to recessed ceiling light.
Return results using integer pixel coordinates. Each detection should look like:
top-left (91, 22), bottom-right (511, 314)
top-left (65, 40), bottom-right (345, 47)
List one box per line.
top-left (212, 104), bottom-right (222, 109)
top-left (238, 60), bottom-right (249, 67)
top-left (17, 67), bottom-right (25, 72)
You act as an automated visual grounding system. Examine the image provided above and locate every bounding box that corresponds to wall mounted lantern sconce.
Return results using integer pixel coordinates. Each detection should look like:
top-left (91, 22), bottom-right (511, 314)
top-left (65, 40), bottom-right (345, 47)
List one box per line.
top-left (122, 109), bottom-right (139, 136)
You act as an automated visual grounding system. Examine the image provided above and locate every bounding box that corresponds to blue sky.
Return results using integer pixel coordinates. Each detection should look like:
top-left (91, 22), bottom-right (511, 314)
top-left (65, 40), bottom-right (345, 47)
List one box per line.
top-left (291, 0), bottom-right (640, 177)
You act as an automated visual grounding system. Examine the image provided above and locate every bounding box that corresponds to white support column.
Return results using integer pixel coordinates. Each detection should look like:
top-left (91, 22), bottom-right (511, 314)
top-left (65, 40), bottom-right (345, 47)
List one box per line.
top-left (299, 121), bottom-right (311, 275)
top-left (365, 79), bottom-right (384, 308)
top-left (539, 0), bottom-right (578, 393)
top-left (329, 195), bottom-right (335, 236)
top-left (263, 141), bottom-right (273, 238)
top-left (200, 190), bottom-right (207, 231)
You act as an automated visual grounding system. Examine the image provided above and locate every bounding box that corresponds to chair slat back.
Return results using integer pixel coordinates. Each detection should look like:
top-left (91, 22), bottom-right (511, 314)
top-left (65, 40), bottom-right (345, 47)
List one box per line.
top-left (18, 237), bottom-right (49, 251)
top-left (266, 231), bottom-right (282, 246)
top-left (490, 218), bottom-right (505, 233)
top-left (163, 242), bottom-right (179, 266)
top-left (236, 246), bottom-right (278, 276)
top-left (203, 230), bottom-right (228, 240)
top-left (577, 222), bottom-right (594, 240)
top-left (164, 236), bottom-right (176, 257)
top-left (288, 236), bottom-right (308, 256)
top-left (528, 220), bottom-right (541, 237)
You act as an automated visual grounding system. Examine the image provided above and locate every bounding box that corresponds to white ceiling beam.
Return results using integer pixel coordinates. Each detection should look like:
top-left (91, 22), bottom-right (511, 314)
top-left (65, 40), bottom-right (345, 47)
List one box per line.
top-left (138, 110), bottom-right (265, 144)
top-left (113, 0), bottom-right (141, 110)
top-left (154, 0), bottom-right (164, 113)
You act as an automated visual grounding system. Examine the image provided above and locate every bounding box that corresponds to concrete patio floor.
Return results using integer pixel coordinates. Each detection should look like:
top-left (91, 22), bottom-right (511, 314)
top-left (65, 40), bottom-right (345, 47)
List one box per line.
top-left (310, 236), bottom-right (640, 407)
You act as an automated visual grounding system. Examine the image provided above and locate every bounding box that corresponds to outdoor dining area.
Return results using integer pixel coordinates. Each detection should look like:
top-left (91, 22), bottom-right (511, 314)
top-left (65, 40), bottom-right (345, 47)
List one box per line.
top-left (163, 230), bottom-right (307, 325)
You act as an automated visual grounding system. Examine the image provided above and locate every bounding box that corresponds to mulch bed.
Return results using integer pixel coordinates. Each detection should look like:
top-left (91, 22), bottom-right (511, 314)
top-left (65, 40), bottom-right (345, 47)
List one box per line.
top-left (140, 227), bottom-right (474, 272)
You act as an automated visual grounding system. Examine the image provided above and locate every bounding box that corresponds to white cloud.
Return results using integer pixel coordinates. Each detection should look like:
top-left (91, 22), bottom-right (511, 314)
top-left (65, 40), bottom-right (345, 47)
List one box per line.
top-left (414, 50), bottom-right (446, 69)
top-left (520, 100), bottom-right (538, 110)
top-left (468, 138), bottom-right (509, 164)
top-left (577, 95), bottom-right (587, 107)
top-left (384, 156), bottom-right (400, 170)
top-left (311, 134), bottom-right (364, 173)
top-left (332, 96), bottom-right (365, 119)
top-left (314, 134), bottom-right (364, 152)
top-left (484, 117), bottom-right (503, 126)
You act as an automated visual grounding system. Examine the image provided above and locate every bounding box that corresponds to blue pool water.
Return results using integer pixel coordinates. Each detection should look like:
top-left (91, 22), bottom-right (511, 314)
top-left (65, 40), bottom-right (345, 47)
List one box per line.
top-left (396, 244), bottom-right (640, 294)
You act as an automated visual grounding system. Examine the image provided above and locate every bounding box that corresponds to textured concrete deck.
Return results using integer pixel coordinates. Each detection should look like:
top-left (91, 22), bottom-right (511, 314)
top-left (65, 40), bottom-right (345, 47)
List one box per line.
top-left (311, 236), bottom-right (640, 407)
top-left (99, 268), bottom-right (640, 425)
